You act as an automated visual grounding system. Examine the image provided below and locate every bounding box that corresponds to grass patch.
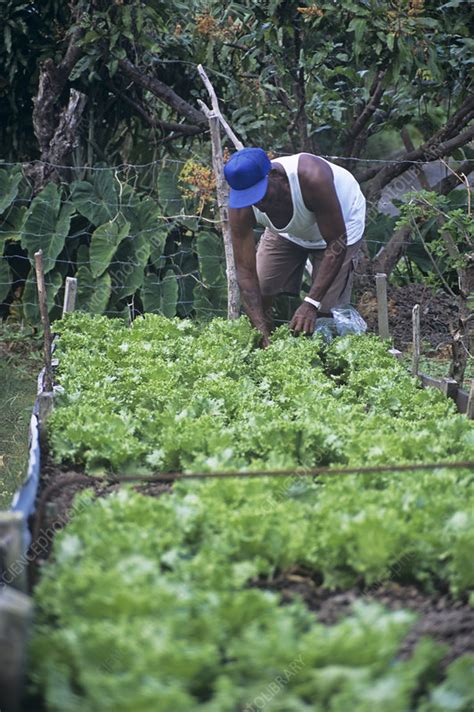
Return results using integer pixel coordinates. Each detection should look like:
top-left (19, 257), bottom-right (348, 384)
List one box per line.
top-left (400, 352), bottom-right (473, 389)
top-left (0, 323), bottom-right (42, 509)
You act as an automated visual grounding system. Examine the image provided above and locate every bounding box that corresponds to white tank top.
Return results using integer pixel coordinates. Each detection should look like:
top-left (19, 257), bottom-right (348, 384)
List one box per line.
top-left (253, 153), bottom-right (366, 249)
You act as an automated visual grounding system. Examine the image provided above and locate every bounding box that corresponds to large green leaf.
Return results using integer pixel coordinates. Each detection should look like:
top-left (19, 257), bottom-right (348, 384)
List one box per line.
top-left (195, 230), bottom-right (226, 288)
top-left (193, 230), bottom-right (227, 319)
top-left (90, 219), bottom-right (130, 278)
top-left (160, 270), bottom-right (178, 317)
top-left (20, 183), bottom-right (74, 273)
top-left (106, 188), bottom-right (160, 300)
top-left (70, 169), bottom-right (118, 226)
top-left (158, 164), bottom-right (183, 214)
top-left (0, 205), bottom-right (27, 247)
top-left (142, 274), bottom-right (161, 313)
top-left (75, 264), bottom-right (112, 314)
top-left (149, 224), bottom-right (169, 268)
top-left (106, 187), bottom-right (171, 304)
top-left (108, 235), bottom-right (147, 303)
top-left (142, 270), bottom-right (178, 317)
top-left (0, 167), bottom-right (22, 215)
top-left (193, 283), bottom-right (227, 320)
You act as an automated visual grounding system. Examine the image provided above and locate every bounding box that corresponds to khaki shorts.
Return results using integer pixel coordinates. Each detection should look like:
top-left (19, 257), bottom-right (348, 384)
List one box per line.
top-left (256, 229), bottom-right (363, 313)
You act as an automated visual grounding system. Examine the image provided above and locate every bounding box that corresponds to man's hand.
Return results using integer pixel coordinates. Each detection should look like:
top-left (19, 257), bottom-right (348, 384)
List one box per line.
top-left (289, 301), bottom-right (318, 336)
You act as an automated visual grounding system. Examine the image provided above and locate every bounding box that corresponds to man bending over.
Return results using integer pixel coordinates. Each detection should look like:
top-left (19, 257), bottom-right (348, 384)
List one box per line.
top-left (224, 148), bottom-right (366, 346)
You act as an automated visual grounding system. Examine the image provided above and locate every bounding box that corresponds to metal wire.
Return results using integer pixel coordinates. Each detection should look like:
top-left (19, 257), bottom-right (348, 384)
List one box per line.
top-left (1, 155), bottom-right (471, 171)
top-left (105, 460), bottom-right (474, 483)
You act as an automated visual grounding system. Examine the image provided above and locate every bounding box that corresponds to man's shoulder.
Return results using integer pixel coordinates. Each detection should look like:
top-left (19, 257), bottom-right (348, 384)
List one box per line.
top-left (297, 153), bottom-right (333, 185)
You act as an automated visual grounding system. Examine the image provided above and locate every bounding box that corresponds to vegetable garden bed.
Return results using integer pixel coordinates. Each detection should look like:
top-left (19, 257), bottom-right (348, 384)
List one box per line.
top-left (23, 314), bottom-right (474, 710)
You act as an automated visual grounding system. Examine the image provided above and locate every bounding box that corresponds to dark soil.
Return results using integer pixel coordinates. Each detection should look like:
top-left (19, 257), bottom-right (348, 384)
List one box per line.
top-left (27, 457), bottom-right (171, 587)
top-left (256, 571), bottom-right (474, 669)
top-left (357, 283), bottom-right (458, 350)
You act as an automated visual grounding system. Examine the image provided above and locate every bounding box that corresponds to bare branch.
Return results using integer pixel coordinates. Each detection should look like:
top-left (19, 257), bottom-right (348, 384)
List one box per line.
top-left (118, 59), bottom-right (208, 128)
top-left (197, 65), bottom-right (243, 149)
top-left (344, 70), bottom-right (386, 156)
top-left (400, 127), bottom-right (430, 190)
top-left (106, 80), bottom-right (204, 137)
top-left (432, 160), bottom-right (473, 195)
top-left (364, 124), bottom-right (474, 203)
top-left (358, 94), bottom-right (474, 186)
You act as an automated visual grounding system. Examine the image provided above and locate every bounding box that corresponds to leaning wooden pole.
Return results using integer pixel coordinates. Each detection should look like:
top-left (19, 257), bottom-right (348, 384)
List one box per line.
top-left (34, 250), bottom-right (53, 392)
top-left (197, 65), bottom-right (240, 320)
top-left (375, 273), bottom-right (390, 340)
top-left (412, 304), bottom-right (421, 377)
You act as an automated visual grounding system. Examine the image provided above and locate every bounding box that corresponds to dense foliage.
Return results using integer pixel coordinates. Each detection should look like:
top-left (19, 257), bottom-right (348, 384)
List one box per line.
top-left (32, 489), bottom-right (474, 712)
top-left (1, 1), bottom-right (472, 320)
top-left (1, 0), bottom-right (472, 162)
top-left (46, 313), bottom-right (474, 592)
top-left (0, 165), bottom-right (227, 321)
top-left (32, 314), bottom-right (474, 710)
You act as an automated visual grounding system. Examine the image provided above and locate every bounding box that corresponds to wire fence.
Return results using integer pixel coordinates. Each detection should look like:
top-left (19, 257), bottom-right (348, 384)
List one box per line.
top-left (0, 153), bottom-right (471, 323)
top-left (2, 155), bottom-right (474, 171)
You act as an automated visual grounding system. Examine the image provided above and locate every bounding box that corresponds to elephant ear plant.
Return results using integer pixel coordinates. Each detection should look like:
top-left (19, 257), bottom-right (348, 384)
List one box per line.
top-left (0, 163), bottom-right (229, 323)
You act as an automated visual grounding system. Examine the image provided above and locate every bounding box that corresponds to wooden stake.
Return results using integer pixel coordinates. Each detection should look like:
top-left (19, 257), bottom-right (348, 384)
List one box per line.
top-left (0, 586), bottom-right (33, 712)
top-left (412, 304), bottom-right (420, 376)
top-left (467, 379), bottom-right (474, 419)
top-left (375, 273), bottom-right (390, 340)
top-left (197, 69), bottom-right (240, 320)
top-left (210, 114), bottom-right (240, 319)
top-left (197, 65), bottom-right (243, 150)
top-left (34, 249), bottom-right (53, 392)
top-left (62, 276), bottom-right (77, 317)
top-left (0, 513), bottom-right (26, 593)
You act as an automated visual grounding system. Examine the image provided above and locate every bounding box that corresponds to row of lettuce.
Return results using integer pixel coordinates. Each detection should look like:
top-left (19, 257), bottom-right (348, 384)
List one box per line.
top-left (31, 314), bottom-right (474, 710)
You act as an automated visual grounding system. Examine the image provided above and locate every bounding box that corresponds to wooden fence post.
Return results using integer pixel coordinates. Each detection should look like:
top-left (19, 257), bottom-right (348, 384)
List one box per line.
top-left (467, 379), bottom-right (474, 419)
top-left (0, 586), bottom-right (33, 712)
top-left (62, 276), bottom-right (77, 317)
top-left (34, 250), bottom-right (53, 392)
top-left (375, 273), bottom-right (390, 340)
top-left (412, 304), bottom-right (420, 376)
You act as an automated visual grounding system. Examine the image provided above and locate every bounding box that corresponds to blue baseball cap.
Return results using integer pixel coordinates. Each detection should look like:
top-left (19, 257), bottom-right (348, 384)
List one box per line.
top-left (224, 147), bottom-right (272, 208)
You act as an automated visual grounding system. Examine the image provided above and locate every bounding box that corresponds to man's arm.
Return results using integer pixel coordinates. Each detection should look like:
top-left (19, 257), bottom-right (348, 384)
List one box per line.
top-left (289, 155), bottom-right (348, 335)
top-left (229, 206), bottom-right (270, 345)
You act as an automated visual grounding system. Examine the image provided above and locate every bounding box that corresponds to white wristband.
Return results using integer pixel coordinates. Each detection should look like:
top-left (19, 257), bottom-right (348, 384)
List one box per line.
top-left (304, 296), bottom-right (321, 310)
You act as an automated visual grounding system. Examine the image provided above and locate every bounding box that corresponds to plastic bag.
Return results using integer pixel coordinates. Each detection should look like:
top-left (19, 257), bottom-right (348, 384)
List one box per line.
top-left (314, 318), bottom-right (338, 342)
top-left (314, 304), bottom-right (367, 342)
top-left (331, 304), bottom-right (367, 337)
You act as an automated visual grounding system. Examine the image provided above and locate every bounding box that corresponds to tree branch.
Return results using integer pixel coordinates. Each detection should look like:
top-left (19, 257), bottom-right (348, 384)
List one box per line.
top-left (344, 70), bottom-right (386, 157)
top-left (358, 94), bottom-right (474, 186)
top-left (106, 79), bottom-right (204, 137)
top-left (364, 124), bottom-right (474, 203)
top-left (400, 126), bottom-right (430, 190)
top-left (432, 160), bottom-right (473, 195)
top-left (118, 58), bottom-right (208, 128)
